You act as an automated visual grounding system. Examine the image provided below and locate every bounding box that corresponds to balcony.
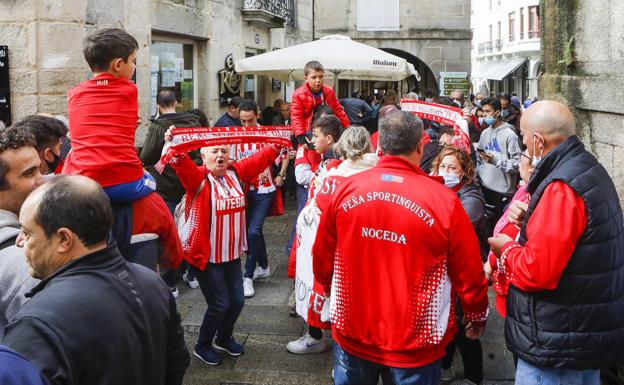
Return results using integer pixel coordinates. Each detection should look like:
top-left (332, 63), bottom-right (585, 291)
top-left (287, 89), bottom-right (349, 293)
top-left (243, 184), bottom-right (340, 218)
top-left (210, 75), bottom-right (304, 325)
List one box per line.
top-left (242, 0), bottom-right (296, 29)
top-left (494, 39), bottom-right (503, 52)
top-left (478, 41), bottom-right (493, 55)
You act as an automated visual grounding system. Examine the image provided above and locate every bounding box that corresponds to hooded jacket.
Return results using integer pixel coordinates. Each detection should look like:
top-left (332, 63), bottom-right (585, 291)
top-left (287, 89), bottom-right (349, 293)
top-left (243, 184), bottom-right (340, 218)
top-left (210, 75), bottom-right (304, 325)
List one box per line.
top-left (0, 209), bottom-right (38, 337)
top-left (140, 112), bottom-right (203, 202)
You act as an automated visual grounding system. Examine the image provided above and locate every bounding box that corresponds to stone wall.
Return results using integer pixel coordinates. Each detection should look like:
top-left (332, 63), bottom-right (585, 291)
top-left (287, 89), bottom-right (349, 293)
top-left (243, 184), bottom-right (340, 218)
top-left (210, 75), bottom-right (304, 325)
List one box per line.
top-left (0, 0), bottom-right (313, 143)
top-left (539, 0), bottom-right (624, 201)
top-left (314, 0), bottom-right (472, 79)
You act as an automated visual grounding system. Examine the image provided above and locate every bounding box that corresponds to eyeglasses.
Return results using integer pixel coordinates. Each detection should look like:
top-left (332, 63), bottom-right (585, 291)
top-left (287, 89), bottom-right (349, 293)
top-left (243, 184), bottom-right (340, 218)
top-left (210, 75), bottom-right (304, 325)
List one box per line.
top-left (520, 153), bottom-right (532, 162)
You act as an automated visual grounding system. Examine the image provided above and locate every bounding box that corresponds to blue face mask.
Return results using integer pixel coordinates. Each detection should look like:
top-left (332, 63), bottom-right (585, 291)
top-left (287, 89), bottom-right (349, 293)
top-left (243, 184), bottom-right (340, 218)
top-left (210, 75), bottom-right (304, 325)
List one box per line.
top-left (501, 109), bottom-right (511, 119)
top-left (484, 115), bottom-right (496, 127)
top-left (475, 99), bottom-right (482, 107)
top-left (439, 171), bottom-right (462, 188)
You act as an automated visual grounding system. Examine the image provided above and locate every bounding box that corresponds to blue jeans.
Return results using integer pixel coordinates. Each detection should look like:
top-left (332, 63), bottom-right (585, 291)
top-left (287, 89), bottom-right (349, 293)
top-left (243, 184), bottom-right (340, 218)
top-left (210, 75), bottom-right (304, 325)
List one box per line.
top-left (333, 343), bottom-right (442, 385)
top-left (244, 189), bottom-right (274, 278)
top-left (515, 359), bottom-right (599, 385)
top-left (195, 259), bottom-right (245, 347)
top-left (103, 171), bottom-right (156, 203)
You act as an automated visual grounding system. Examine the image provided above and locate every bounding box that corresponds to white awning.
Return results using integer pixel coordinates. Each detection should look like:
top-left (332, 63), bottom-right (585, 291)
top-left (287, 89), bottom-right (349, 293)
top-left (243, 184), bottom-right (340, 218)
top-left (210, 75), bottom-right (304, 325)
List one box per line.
top-left (472, 58), bottom-right (527, 81)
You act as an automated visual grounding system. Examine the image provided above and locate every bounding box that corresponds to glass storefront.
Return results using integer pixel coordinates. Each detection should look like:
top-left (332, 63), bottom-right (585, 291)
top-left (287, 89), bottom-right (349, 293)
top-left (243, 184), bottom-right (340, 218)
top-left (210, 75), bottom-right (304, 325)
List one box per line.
top-left (150, 40), bottom-right (196, 116)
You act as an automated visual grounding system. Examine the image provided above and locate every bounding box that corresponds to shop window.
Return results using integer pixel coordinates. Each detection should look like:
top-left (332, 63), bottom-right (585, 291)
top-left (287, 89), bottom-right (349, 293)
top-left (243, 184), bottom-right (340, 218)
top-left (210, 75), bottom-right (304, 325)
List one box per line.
top-left (150, 40), bottom-right (197, 117)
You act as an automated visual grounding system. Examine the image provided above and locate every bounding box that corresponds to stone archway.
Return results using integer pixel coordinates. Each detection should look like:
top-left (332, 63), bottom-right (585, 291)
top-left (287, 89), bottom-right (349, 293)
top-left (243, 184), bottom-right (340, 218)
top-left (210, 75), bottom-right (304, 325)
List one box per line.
top-left (381, 48), bottom-right (440, 94)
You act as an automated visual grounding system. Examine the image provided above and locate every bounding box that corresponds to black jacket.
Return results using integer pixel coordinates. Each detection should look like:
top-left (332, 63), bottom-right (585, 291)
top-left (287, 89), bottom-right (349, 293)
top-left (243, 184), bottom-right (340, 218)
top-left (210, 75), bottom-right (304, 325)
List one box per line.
top-left (2, 245), bottom-right (189, 385)
top-left (214, 112), bottom-right (241, 127)
top-left (140, 112), bottom-right (203, 202)
top-left (457, 182), bottom-right (488, 261)
top-left (506, 136), bottom-right (624, 369)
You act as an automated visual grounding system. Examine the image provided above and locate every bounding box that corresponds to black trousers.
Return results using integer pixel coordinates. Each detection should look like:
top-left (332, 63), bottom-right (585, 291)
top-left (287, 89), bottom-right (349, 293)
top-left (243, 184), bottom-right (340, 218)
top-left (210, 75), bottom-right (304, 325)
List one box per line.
top-left (442, 301), bottom-right (484, 385)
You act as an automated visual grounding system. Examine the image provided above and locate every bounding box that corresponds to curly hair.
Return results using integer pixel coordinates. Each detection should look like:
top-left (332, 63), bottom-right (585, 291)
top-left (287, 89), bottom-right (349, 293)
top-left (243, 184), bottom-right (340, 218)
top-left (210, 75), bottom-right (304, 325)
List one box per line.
top-left (431, 146), bottom-right (476, 185)
top-left (335, 125), bottom-right (371, 161)
top-left (0, 126), bottom-right (37, 191)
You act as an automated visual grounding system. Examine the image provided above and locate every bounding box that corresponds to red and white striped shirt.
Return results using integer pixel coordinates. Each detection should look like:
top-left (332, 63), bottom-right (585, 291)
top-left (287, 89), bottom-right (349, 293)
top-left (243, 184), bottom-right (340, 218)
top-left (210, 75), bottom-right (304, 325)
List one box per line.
top-left (208, 171), bottom-right (247, 264)
top-left (232, 143), bottom-right (276, 194)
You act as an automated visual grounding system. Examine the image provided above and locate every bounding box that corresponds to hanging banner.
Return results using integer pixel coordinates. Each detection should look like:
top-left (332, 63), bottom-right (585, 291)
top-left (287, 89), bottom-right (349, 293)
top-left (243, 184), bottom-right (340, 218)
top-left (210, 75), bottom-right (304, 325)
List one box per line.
top-left (400, 98), bottom-right (471, 153)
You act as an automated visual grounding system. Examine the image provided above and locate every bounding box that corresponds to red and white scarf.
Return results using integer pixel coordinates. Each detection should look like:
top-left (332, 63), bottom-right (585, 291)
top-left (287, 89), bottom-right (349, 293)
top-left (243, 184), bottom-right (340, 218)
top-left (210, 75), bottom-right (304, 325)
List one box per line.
top-left (156, 125), bottom-right (292, 172)
top-left (400, 99), bottom-right (472, 153)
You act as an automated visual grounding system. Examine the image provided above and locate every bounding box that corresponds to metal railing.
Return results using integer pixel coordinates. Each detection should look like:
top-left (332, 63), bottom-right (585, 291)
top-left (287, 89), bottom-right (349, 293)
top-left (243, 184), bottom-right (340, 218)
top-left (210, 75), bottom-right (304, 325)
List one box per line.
top-left (243, 0), bottom-right (296, 27)
top-left (478, 41), bottom-right (493, 54)
top-left (494, 39), bottom-right (503, 52)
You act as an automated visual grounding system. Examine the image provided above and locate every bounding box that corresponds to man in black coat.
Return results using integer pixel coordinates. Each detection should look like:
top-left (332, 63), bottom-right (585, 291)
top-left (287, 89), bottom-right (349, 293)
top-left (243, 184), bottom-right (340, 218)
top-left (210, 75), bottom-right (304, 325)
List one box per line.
top-left (489, 101), bottom-right (624, 385)
top-left (2, 175), bottom-right (190, 385)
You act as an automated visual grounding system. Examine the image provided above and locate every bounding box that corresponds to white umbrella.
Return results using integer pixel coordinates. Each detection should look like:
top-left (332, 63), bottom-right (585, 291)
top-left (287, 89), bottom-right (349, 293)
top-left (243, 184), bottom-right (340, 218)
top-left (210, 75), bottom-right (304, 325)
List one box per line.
top-left (235, 34), bottom-right (420, 82)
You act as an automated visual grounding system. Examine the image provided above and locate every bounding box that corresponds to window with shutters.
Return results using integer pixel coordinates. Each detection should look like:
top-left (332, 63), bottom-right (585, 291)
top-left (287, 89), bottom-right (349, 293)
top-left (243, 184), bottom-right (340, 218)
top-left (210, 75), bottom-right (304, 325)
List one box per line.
top-left (508, 12), bottom-right (516, 42)
top-left (356, 0), bottom-right (399, 32)
top-left (528, 6), bottom-right (540, 39)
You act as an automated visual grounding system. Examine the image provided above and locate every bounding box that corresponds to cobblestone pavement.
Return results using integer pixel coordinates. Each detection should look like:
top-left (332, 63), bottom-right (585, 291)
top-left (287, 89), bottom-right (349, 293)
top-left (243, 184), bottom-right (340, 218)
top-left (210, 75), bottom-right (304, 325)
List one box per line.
top-left (177, 197), bottom-right (515, 385)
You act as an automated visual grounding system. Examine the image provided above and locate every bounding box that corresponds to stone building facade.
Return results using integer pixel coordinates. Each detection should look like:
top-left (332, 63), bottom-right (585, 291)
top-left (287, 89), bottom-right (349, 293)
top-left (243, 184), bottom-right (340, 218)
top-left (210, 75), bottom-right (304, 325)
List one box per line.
top-left (539, 0), bottom-right (624, 201)
top-left (0, 0), bottom-right (312, 142)
top-left (313, 0), bottom-right (472, 97)
top-left (471, 0), bottom-right (541, 100)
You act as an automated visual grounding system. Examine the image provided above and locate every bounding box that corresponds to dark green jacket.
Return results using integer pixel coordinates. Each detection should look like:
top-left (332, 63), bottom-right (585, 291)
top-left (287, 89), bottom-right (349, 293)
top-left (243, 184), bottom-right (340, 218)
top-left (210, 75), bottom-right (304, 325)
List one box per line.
top-left (140, 112), bottom-right (203, 202)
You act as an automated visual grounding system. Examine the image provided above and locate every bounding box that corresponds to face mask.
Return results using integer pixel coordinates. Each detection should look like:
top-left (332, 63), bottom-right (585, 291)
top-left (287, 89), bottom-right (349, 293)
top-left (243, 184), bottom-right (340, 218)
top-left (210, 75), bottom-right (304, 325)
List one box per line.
top-left (439, 171), bottom-right (462, 188)
top-left (475, 99), bottom-right (482, 107)
top-left (453, 100), bottom-right (463, 108)
top-left (484, 115), bottom-right (496, 127)
top-left (531, 135), bottom-right (544, 167)
top-left (46, 151), bottom-right (62, 174)
top-left (501, 109), bottom-right (510, 119)
top-left (478, 117), bottom-right (485, 127)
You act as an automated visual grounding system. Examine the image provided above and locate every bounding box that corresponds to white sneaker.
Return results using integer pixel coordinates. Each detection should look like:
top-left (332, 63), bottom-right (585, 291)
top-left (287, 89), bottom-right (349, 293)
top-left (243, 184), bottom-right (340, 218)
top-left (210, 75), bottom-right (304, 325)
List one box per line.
top-left (243, 277), bottom-right (255, 298)
top-left (183, 271), bottom-right (199, 289)
top-left (252, 266), bottom-right (271, 280)
top-left (169, 286), bottom-right (179, 299)
top-left (286, 333), bottom-right (329, 354)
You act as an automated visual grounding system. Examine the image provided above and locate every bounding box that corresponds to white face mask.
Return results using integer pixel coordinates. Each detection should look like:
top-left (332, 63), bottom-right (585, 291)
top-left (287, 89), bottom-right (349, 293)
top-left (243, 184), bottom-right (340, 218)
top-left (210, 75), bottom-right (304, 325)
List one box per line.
top-left (531, 135), bottom-right (544, 167)
top-left (439, 171), bottom-right (462, 188)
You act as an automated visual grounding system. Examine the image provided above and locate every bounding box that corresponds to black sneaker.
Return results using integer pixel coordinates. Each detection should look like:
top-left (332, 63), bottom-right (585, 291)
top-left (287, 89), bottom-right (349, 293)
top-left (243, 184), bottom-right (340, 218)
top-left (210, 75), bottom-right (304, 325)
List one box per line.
top-left (213, 337), bottom-right (244, 356)
top-left (193, 344), bottom-right (222, 366)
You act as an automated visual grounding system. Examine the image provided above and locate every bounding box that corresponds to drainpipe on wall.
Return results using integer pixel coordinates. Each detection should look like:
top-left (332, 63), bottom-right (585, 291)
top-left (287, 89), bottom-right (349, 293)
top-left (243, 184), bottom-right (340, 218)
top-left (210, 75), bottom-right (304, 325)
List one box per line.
top-left (312, 0), bottom-right (315, 41)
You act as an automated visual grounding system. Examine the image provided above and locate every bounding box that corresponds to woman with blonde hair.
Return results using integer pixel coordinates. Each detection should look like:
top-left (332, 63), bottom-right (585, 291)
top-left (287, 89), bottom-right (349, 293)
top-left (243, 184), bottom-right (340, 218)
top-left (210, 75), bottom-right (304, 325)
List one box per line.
top-left (287, 125), bottom-right (378, 354)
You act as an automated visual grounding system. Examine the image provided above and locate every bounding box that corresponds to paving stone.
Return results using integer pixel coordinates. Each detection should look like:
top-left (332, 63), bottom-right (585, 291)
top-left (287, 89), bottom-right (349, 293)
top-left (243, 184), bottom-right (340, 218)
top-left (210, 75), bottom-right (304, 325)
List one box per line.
top-left (179, 199), bottom-right (514, 384)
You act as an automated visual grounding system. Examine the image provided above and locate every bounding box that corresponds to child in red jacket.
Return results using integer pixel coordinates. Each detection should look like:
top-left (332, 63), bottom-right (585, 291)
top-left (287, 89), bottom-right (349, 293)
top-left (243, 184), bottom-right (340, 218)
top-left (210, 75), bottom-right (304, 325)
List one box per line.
top-left (64, 28), bottom-right (154, 202)
top-left (290, 61), bottom-right (350, 148)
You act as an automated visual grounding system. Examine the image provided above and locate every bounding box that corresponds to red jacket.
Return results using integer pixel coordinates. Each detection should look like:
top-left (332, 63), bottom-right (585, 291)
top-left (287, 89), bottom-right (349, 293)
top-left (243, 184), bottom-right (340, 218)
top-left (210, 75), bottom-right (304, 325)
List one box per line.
top-left (131, 193), bottom-right (184, 269)
top-left (290, 84), bottom-right (350, 137)
top-left (499, 181), bottom-right (586, 292)
top-left (64, 74), bottom-right (143, 187)
top-left (170, 146), bottom-right (279, 270)
top-left (312, 155), bottom-right (489, 368)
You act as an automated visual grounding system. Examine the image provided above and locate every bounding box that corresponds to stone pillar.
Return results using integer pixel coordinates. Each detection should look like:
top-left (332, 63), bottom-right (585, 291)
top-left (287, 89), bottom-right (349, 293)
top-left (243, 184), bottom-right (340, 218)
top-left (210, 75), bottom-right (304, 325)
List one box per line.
top-left (539, 0), bottom-right (624, 202)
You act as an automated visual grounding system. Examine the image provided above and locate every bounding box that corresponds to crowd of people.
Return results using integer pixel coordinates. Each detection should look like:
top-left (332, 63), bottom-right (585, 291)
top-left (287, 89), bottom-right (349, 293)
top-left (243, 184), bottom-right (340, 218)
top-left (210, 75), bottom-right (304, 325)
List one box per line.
top-left (0, 27), bottom-right (623, 385)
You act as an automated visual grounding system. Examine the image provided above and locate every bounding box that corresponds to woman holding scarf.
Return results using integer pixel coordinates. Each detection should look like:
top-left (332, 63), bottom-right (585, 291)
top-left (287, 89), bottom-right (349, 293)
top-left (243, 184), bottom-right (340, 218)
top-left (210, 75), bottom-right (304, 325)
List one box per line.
top-left (164, 128), bottom-right (285, 366)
